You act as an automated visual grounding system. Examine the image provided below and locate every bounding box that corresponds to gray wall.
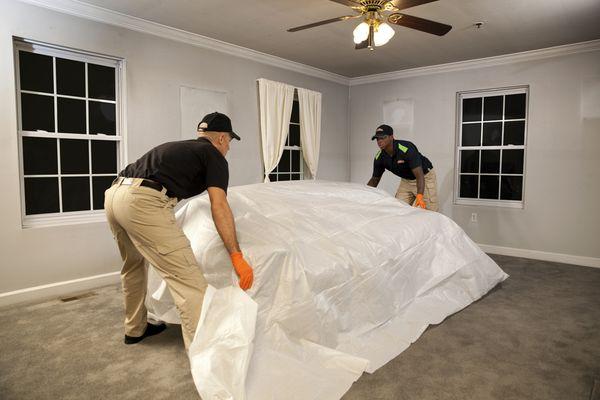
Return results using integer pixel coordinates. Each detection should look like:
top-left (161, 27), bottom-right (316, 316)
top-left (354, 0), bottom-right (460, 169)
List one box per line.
top-left (0, 0), bottom-right (349, 293)
top-left (350, 50), bottom-right (600, 259)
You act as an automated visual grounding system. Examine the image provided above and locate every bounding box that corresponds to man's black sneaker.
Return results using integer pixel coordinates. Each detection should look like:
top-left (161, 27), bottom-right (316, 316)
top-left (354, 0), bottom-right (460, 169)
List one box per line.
top-left (124, 322), bottom-right (167, 344)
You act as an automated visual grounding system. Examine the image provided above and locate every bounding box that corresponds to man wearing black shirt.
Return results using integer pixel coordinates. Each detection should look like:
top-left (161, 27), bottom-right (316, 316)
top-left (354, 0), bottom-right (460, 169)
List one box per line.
top-left (104, 112), bottom-right (253, 350)
top-left (367, 124), bottom-right (439, 211)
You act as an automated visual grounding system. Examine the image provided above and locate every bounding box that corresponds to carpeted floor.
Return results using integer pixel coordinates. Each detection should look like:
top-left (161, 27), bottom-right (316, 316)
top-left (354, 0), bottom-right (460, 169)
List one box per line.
top-left (0, 254), bottom-right (599, 400)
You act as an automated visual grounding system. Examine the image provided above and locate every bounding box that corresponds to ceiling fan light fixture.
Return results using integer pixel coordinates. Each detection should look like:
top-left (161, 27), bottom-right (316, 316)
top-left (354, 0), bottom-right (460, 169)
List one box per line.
top-left (374, 22), bottom-right (395, 46)
top-left (353, 21), bottom-right (370, 44)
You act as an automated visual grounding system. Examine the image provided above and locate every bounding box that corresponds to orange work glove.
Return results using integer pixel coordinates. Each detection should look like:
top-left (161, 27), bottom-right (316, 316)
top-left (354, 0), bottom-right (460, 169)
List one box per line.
top-left (230, 252), bottom-right (254, 290)
top-left (414, 193), bottom-right (427, 209)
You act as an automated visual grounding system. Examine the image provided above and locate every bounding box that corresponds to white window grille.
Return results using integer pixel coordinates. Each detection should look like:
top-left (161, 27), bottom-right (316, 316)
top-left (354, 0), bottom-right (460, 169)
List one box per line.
top-left (454, 86), bottom-right (528, 208)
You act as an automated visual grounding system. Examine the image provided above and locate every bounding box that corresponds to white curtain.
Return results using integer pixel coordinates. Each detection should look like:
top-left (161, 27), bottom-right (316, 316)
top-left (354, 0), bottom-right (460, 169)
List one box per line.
top-left (297, 88), bottom-right (322, 179)
top-left (258, 78), bottom-right (295, 182)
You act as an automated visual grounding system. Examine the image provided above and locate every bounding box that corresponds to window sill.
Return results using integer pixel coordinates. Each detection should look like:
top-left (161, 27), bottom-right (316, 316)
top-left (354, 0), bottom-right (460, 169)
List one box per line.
top-left (22, 211), bottom-right (107, 229)
top-left (454, 198), bottom-right (524, 209)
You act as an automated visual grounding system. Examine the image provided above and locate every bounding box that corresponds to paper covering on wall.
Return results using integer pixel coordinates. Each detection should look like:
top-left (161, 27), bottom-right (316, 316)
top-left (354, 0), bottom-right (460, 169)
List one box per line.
top-left (383, 98), bottom-right (414, 137)
top-left (180, 86), bottom-right (229, 140)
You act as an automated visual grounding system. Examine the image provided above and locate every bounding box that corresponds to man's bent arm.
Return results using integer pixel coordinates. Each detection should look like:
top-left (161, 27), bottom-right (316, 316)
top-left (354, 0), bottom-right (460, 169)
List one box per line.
top-left (411, 166), bottom-right (425, 195)
top-left (367, 176), bottom-right (381, 187)
top-left (207, 186), bottom-right (240, 254)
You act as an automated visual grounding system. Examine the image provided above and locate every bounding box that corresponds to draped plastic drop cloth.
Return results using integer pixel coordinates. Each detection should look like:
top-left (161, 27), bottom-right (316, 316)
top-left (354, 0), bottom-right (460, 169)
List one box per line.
top-left (146, 181), bottom-right (508, 400)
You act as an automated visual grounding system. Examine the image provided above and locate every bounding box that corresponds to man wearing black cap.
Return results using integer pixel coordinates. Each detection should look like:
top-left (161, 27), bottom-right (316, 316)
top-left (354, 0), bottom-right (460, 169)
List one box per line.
top-left (367, 124), bottom-right (439, 211)
top-left (104, 112), bottom-right (253, 350)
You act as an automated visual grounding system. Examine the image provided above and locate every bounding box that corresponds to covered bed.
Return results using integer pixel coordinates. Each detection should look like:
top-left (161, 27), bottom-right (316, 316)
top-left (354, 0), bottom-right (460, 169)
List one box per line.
top-left (146, 180), bottom-right (508, 399)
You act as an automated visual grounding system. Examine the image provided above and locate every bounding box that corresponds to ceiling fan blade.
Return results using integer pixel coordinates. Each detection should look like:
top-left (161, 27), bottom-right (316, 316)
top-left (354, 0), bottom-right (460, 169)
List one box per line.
top-left (388, 0), bottom-right (439, 11)
top-left (329, 0), bottom-right (363, 10)
top-left (388, 13), bottom-right (452, 36)
top-left (288, 14), bottom-right (361, 32)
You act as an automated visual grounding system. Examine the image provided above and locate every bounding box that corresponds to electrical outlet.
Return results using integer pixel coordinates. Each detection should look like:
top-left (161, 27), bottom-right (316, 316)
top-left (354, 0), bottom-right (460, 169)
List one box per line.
top-left (471, 213), bottom-right (478, 223)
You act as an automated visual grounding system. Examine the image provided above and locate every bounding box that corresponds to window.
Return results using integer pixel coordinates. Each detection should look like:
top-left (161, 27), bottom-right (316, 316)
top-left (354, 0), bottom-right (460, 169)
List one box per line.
top-left (455, 87), bottom-right (528, 208)
top-left (268, 94), bottom-right (304, 182)
top-left (14, 39), bottom-right (124, 227)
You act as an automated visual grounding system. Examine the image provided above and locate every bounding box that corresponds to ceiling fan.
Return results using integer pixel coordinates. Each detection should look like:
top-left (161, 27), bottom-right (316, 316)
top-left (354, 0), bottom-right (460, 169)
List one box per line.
top-left (287, 0), bottom-right (452, 50)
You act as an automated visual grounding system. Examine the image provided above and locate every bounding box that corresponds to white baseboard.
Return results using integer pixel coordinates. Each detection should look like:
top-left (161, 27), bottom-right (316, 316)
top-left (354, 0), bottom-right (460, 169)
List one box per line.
top-left (478, 244), bottom-right (600, 269)
top-left (0, 271), bottom-right (120, 308)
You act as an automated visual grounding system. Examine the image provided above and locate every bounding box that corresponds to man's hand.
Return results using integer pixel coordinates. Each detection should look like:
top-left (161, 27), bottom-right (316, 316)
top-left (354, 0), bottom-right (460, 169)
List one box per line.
top-left (230, 252), bottom-right (254, 290)
top-left (414, 193), bottom-right (427, 209)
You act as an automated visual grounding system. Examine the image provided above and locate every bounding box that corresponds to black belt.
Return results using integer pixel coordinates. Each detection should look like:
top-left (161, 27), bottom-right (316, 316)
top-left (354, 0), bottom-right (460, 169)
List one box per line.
top-left (113, 177), bottom-right (164, 193)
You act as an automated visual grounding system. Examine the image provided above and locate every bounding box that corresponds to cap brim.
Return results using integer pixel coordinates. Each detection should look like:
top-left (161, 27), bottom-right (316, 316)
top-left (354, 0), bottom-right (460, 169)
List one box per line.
top-left (371, 134), bottom-right (388, 140)
top-left (229, 131), bottom-right (241, 141)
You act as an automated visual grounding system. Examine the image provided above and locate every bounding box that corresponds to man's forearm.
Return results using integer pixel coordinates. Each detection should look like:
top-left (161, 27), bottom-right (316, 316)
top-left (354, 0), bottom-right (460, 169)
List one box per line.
top-left (411, 167), bottom-right (425, 195)
top-left (210, 200), bottom-right (241, 254)
top-left (367, 177), bottom-right (380, 187)
top-left (416, 175), bottom-right (425, 195)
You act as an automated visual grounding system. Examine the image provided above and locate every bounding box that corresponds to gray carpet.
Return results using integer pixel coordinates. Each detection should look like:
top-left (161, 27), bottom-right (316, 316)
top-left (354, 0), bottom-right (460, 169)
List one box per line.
top-left (1, 254), bottom-right (599, 400)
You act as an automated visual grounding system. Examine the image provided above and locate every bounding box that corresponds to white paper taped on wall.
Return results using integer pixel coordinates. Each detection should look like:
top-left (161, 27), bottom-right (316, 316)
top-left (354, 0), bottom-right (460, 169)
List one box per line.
top-left (180, 86), bottom-right (229, 140)
top-left (383, 98), bottom-right (414, 138)
top-left (147, 180), bottom-right (508, 400)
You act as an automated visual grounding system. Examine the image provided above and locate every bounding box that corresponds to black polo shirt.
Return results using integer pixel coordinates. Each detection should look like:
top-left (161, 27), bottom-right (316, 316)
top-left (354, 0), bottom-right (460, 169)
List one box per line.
top-left (372, 140), bottom-right (433, 180)
top-left (120, 137), bottom-right (229, 199)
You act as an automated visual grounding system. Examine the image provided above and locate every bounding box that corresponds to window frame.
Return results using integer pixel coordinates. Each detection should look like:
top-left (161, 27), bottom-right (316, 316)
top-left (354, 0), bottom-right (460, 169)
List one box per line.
top-left (267, 93), bottom-right (305, 182)
top-left (14, 38), bottom-right (127, 228)
top-left (454, 86), bottom-right (529, 209)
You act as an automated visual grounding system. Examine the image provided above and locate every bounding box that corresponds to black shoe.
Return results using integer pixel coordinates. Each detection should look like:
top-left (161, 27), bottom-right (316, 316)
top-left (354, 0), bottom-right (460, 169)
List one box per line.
top-left (124, 322), bottom-right (167, 344)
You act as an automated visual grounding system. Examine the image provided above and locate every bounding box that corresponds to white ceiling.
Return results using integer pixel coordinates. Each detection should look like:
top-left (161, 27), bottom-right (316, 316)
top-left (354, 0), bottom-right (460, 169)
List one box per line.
top-left (70, 0), bottom-right (600, 77)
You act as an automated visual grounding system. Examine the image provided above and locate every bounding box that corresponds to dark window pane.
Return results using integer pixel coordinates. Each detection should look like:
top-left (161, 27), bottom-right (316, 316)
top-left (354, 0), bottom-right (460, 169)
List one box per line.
top-left (91, 140), bottom-right (117, 174)
top-left (58, 98), bottom-right (86, 133)
top-left (56, 58), bottom-right (85, 97)
top-left (483, 96), bottom-right (503, 121)
top-left (21, 93), bottom-right (54, 132)
top-left (291, 150), bottom-right (300, 172)
top-left (268, 173), bottom-right (277, 182)
top-left (289, 124), bottom-right (300, 146)
top-left (89, 101), bottom-right (116, 135)
top-left (278, 150), bottom-right (291, 173)
top-left (460, 150), bottom-right (479, 173)
top-left (88, 64), bottom-right (115, 100)
top-left (501, 176), bottom-right (523, 200)
top-left (92, 176), bottom-right (116, 209)
top-left (461, 123), bottom-right (481, 146)
top-left (60, 139), bottom-right (89, 174)
top-left (462, 98), bottom-right (482, 122)
top-left (482, 122), bottom-right (502, 146)
top-left (19, 51), bottom-right (53, 93)
top-left (502, 149), bottom-right (524, 174)
top-left (480, 175), bottom-right (499, 199)
top-left (481, 150), bottom-right (500, 173)
top-left (62, 177), bottom-right (90, 212)
top-left (291, 174), bottom-right (301, 181)
top-left (290, 101), bottom-right (299, 124)
top-left (23, 137), bottom-right (57, 175)
top-left (505, 93), bottom-right (526, 119)
top-left (278, 174), bottom-right (291, 181)
top-left (460, 175), bottom-right (478, 198)
top-left (24, 177), bottom-right (59, 215)
top-left (504, 121), bottom-right (525, 145)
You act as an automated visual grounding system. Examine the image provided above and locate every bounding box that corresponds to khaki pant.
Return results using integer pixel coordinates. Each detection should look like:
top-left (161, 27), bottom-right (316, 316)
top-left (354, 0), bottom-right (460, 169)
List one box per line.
top-left (395, 169), bottom-right (439, 212)
top-left (104, 178), bottom-right (207, 349)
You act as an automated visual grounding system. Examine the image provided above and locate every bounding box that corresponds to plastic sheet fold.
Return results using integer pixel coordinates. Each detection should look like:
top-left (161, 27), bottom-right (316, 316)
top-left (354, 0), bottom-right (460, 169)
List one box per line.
top-left (147, 181), bottom-right (508, 399)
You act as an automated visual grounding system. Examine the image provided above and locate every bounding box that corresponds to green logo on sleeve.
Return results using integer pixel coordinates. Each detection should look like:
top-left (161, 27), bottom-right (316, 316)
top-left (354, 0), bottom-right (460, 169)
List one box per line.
top-left (375, 150), bottom-right (382, 160)
top-left (398, 143), bottom-right (408, 153)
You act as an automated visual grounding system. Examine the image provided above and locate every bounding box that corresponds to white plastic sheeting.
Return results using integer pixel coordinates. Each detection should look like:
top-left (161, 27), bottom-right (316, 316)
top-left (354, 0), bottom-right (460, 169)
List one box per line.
top-left (147, 181), bottom-right (508, 399)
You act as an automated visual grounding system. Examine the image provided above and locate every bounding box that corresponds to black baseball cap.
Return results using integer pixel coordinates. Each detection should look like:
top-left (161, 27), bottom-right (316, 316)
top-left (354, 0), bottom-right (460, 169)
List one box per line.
top-left (197, 112), bottom-right (240, 141)
top-left (371, 124), bottom-right (393, 140)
